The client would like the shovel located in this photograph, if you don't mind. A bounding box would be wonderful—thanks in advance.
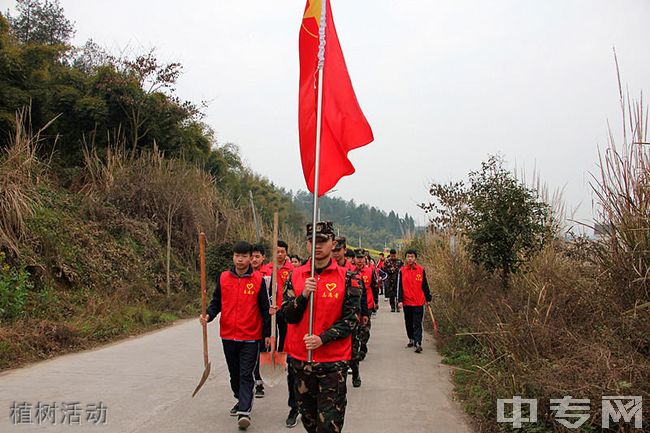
[260,212,287,386]
[192,232,211,397]
[426,303,439,338]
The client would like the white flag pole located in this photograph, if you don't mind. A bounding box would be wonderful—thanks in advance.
[308,0,327,363]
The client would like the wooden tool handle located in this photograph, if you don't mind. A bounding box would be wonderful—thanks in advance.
[270,212,279,342]
[200,232,208,366]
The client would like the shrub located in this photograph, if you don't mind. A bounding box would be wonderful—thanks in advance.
[0,251,32,322]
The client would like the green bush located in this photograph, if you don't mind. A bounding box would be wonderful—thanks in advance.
[0,252,32,322]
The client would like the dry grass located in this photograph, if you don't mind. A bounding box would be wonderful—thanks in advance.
[590,67,649,306]
[418,232,649,431]
[0,108,57,254]
[81,139,242,257]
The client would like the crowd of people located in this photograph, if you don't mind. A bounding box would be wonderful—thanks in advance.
[198,221,431,432]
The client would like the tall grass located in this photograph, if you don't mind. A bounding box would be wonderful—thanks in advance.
[81,139,262,259]
[590,65,649,307]
[0,108,56,254]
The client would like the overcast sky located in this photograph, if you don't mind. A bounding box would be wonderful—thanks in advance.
[7,0,649,228]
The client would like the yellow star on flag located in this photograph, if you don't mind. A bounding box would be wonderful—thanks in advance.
[303,0,323,26]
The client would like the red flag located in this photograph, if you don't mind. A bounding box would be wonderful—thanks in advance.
[299,0,374,196]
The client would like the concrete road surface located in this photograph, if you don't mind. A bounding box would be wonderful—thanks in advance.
[1,303,473,432]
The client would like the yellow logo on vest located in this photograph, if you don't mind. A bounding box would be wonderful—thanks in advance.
[416,274,422,281]
[244,282,256,295]
[322,282,339,299]
[282,271,289,279]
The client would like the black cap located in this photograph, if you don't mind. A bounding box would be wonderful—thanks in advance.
[344,249,355,258]
[333,236,347,250]
[354,248,366,258]
[306,221,335,240]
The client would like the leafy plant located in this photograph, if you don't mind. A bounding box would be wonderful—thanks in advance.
[464,155,551,288]
[0,252,32,322]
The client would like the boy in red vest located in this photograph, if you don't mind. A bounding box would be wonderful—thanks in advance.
[397,249,432,353]
[281,222,361,433]
[331,236,353,271]
[199,241,271,430]
[353,249,377,363]
[250,243,271,399]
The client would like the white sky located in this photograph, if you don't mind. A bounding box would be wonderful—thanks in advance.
[6,0,650,228]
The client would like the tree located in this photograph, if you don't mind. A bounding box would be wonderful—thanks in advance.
[7,0,75,45]
[419,181,468,233]
[464,155,550,288]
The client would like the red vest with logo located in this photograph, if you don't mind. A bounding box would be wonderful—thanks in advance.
[357,265,375,310]
[401,264,426,307]
[274,259,293,308]
[219,270,264,340]
[285,260,352,362]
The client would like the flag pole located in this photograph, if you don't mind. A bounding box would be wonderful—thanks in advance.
[308,0,327,363]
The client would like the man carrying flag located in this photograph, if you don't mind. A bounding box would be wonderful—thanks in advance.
[292,0,372,430]
[281,222,361,433]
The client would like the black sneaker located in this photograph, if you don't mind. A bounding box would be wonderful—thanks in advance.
[352,376,362,388]
[255,384,265,398]
[285,408,299,428]
[238,415,251,430]
[415,344,423,353]
[406,340,414,348]
[230,403,239,416]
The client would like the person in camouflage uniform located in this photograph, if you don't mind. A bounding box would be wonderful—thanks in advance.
[383,248,404,312]
[349,252,369,388]
[281,221,361,433]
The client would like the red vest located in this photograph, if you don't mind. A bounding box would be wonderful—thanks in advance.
[401,264,426,306]
[258,263,272,277]
[357,265,375,310]
[274,259,294,308]
[337,259,355,272]
[219,270,264,340]
[285,260,352,362]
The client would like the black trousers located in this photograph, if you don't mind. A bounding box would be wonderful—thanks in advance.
[222,339,259,415]
[276,317,288,352]
[403,306,424,345]
[254,340,266,383]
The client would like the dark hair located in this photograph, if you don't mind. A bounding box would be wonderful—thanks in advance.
[290,254,301,262]
[277,240,289,251]
[233,241,253,255]
[379,252,384,257]
[252,244,266,256]
[344,250,355,258]
[389,249,397,254]
[404,249,418,258]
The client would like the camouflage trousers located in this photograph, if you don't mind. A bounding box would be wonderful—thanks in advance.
[352,320,371,362]
[360,319,371,359]
[290,358,348,433]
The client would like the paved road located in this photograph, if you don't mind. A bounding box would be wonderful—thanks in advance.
[0,302,473,432]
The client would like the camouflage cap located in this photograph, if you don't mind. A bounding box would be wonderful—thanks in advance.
[333,236,347,250]
[354,248,366,258]
[306,221,335,240]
